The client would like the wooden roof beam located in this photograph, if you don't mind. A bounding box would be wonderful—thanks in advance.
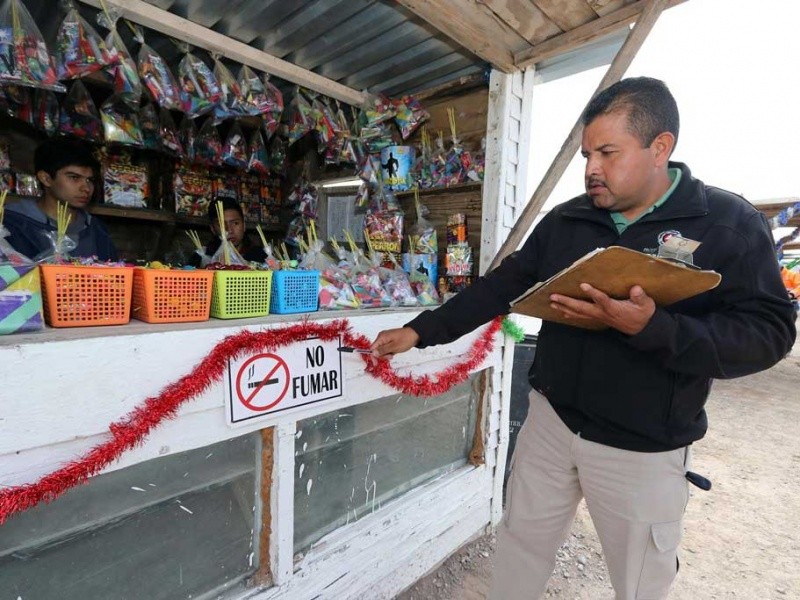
[489,0,670,270]
[514,0,686,68]
[396,0,525,72]
[77,0,367,106]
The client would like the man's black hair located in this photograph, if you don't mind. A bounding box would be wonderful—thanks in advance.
[34,138,100,177]
[208,197,245,224]
[581,77,680,150]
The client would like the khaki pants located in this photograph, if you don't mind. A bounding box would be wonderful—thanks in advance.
[490,390,690,600]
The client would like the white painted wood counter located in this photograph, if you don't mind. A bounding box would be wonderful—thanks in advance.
[0,308,510,600]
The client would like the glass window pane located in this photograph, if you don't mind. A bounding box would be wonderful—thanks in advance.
[294,375,479,554]
[0,435,258,599]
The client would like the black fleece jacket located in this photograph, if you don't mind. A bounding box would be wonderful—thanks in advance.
[407,162,796,452]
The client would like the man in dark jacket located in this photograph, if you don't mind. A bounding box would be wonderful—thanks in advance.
[187,198,266,267]
[371,78,796,599]
[4,139,117,261]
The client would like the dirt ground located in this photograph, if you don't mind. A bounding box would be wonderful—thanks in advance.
[398,346,800,600]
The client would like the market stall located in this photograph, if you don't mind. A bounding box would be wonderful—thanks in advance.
[0,0,683,598]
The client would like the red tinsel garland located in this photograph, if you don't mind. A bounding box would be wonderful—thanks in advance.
[0,316,502,524]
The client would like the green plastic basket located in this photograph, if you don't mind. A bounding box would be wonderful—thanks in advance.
[210,270,273,319]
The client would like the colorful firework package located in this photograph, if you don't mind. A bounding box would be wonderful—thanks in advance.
[359,93,395,128]
[238,67,283,136]
[211,56,244,123]
[194,118,222,166]
[31,88,57,135]
[364,211,403,255]
[55,3,114,80]
[409,266,439,305]
[173,165,211,216]
[135,26,180,111]
[138,102,159,149]
[410,197,437,254]
[101,96,143,146]
[221,122,247,169]
[178,114,197,162]
[177,46,221,118]
[59,79,102,141]
[394,95,428,140]
[97,9,142,106]
[0,0,63,91]
[158,107,182,156]
[247,129,268,175]
[286,87,316,145]
[268,135,286,172]
[103,153,148,208]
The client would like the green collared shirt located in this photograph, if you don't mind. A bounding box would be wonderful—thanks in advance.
[610,168,682,234]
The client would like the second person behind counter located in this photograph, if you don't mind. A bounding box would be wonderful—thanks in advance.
[187,198,266,267]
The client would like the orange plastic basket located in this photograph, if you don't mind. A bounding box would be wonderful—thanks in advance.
[39,264,134,328]
[132,268,214,324]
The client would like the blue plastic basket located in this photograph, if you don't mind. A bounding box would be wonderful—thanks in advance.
[269,270,320,314]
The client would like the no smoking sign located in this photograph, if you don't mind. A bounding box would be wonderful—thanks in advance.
[225,336,344,425]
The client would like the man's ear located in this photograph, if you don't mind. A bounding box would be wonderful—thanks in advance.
[651,132,676,167]
[36,170,53,189]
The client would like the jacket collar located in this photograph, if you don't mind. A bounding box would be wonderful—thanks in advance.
[559,162,709,227]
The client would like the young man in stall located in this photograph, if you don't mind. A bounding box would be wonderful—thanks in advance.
[4,138,117,261]
[187,197,266,267]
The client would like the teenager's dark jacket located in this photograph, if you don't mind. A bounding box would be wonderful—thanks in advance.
[3,199,118,261]
[407,162,796,452]
[186,236,266,267]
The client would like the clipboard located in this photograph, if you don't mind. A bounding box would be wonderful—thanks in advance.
[510,246,722,330]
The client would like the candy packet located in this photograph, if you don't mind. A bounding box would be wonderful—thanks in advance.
[221,121,247,169]
[59,79,102,141]
[101,96,143,146]
[135,26,181,111]
[55,2,114,80]
[177,44,221,118]
[0,0,64,91]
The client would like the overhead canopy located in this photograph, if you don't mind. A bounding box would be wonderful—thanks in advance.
[11,0,684,105]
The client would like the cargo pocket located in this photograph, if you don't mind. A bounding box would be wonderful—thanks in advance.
[636,519,683,599]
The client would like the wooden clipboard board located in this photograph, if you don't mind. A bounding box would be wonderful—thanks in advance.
[510,246,721,330]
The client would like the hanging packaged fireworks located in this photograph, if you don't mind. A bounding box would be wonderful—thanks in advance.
[0,0,63,91]
[59,79,102,142]
[176,42,221,118]
[134,25,181,111]
[55,0,114,80]
[96,4,142,106]
[211,55,245,123]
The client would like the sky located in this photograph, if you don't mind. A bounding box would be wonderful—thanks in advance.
[527,0,800,211]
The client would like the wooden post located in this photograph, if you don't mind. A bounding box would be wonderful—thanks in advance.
[487,0,669,271]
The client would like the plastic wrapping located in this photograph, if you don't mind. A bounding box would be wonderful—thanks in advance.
[286,87,316,145]
[59,79,102,141]
[359,93,395,127]
[195,118,222,166]
[178,47,221,117]
[238,67,283,136]
[55,4,114,80]
[221,122,248,169]
[136,27,181,111]
[179,114,197,162]
[0,84,32,123]
[409,267,439,306]
[212,56,244,123]
[158,107,183,156]
[410,195,437,254]
[247,129,269,175]
[32,88,58,135]
[101,96,143,146]
[98,9,142,107]
[394,95,428,140]
[209,236,247,267]
[0,0,63,91]
[138,102,159,149]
